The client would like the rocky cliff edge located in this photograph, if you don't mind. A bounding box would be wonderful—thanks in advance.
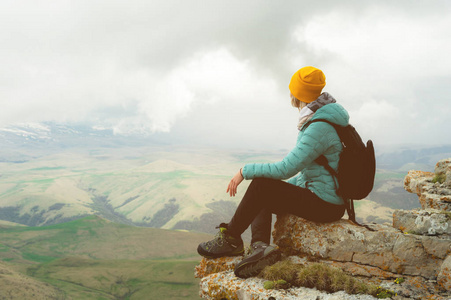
[195,158,451,300]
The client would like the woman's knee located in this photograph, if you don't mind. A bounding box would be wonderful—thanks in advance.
[247,178,282,199]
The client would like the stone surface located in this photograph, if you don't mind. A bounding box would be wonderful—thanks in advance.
[195,256,242,278]
[404,170,451,210]
[435,158,451,188]
[273,215,451,279]
[438,255,451,291]
[404,170,434,195]
[196,256,449,299]
[393,209,451,236]
[199,271,380,300]
[436,159,451,176]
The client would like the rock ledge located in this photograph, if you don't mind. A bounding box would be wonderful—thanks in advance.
[195,158,451,299]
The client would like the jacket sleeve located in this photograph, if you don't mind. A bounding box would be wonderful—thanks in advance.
[242,122,335,180]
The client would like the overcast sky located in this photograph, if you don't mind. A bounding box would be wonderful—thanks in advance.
[1,0,450,150]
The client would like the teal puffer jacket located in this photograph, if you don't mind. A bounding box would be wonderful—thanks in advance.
[242,103,349,205]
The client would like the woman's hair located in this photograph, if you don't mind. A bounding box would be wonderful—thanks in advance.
[290,93,307,109]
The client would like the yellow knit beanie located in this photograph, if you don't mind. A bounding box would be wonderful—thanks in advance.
[289,66,326,103]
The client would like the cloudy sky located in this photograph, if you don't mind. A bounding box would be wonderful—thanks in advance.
[1,0,450,150]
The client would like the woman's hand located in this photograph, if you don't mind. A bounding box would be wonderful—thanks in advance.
[226,168,244,197]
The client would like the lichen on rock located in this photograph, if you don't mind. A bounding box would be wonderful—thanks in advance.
[273,215,451,280]
[393,208,451,236]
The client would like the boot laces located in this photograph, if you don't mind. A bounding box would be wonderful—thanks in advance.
[206,226,227,248]
[246,242,267,257]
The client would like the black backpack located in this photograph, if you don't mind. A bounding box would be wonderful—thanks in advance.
[304,119,376,225]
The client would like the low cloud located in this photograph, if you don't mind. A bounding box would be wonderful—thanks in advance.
[1,1,450,149]
[290,5,451,146]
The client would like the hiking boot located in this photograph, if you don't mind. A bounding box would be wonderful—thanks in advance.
[197,223,244,259]
[234,241,280,278]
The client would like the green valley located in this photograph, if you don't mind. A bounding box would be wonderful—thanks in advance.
[0,216,211,299]
[0,147,256,229]
[0,146,421,230]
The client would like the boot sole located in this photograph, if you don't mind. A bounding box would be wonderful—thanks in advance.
[234,247,281,278]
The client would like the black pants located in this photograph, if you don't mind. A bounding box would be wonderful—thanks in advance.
[227,178,345,244]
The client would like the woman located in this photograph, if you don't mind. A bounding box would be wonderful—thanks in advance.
[197,66,348,278]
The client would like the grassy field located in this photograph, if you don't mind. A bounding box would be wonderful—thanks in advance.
[0,147,255,228]
[0,146,418,231]
[0,216,211,299]
[27,258,201,300]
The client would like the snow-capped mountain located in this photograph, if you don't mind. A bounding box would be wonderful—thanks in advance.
[0,122,153,163]
[1,122,451,171]
[0,123,53,140]
[0,121,179,164]
[0,122,113,141]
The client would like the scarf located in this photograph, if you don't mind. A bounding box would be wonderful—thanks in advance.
[297,92,337,130]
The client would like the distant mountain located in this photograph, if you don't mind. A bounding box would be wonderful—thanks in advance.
[0,122,112,144]
[376,144,451,171]
[2,121,450,170]
[0,122,175,161]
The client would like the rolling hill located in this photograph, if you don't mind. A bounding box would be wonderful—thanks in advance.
[1,122,449,231]
[0,215,212,299]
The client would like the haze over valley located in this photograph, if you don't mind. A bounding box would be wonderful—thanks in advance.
[1,122,450,230]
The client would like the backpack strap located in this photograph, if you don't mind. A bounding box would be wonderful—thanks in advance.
[302,119,339,132]
[303,119,340,191]
[346,199,356,223]
[315,155,338,192]
[303,119,376,231]
[346,199,375,231]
